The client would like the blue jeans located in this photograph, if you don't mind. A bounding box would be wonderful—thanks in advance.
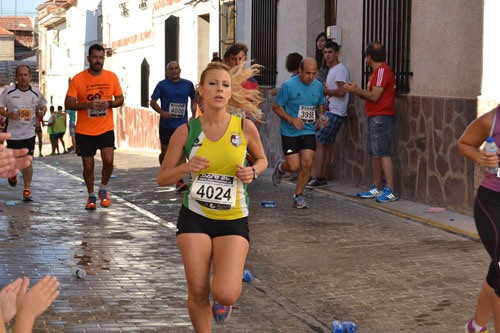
[366,115,395,157]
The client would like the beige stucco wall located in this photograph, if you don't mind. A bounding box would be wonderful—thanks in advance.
[479,0,500,114]
[275,0,324,86]
[0,38,14,61]
[336,0,483,98]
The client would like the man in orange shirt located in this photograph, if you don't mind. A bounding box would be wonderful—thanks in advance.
[65,44,124,210]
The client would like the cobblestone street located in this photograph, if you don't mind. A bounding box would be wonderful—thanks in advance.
[0,150,493,332]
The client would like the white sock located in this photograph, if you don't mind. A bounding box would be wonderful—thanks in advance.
[99,184,108,191]
[89,192,96,198]
[472,319,485,331]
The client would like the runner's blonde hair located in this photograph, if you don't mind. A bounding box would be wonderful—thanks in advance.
[199,61,264,120]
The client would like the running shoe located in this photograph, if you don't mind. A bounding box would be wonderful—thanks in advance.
[306,177,327,189]
[175,181,189,193]
[293,194,308,209]
[8,175,17,187]
[357,185,384,199]
[465,319,488,333]
[85,196,97,210]
[271,159,284,186]
[39,153,44,157]
[98,189,111,207]
[22,188,32,202]
[212,301,232,325]
[376,188,398,203]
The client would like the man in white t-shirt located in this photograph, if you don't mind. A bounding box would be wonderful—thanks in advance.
[0,65,47,201]
[307,41,349,188]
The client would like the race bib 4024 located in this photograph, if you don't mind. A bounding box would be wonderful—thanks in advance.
[190,173,237,210]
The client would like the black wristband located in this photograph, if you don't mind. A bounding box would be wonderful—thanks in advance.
[108,100,113,108]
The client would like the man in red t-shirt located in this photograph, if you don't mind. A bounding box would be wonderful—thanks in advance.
[344,41,397,203]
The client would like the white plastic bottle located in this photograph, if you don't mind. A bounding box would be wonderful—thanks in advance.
[72,267,87,279]
[484,137,498,174]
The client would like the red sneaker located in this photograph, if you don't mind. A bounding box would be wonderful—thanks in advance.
[98,189,111,207]
[8,175,17,187]
[85,196,97,210]
[22,188,32,202]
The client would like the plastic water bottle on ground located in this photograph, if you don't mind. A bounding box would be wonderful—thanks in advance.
[484,137,498,174]
[243,269,253,282]
[342,321,357,332]
[72,267,87,279]
[332,320,343,333]
[261,201,276,208]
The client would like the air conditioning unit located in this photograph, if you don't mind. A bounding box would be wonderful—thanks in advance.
[326,25,341,45]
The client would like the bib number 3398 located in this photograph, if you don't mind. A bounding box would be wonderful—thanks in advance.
[298,105,316,124]
[190,173,237,210]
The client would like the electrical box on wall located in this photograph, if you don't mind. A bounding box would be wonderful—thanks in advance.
[326,25,342,45]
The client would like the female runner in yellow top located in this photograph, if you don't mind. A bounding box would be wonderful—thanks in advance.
[157,61,267,332]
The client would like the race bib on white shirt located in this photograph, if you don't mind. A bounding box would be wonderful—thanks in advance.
[88,107,107,118]
[298,105,316,123]
[190,173,237,210]
[15,107,33,122]
[169,103,186,118]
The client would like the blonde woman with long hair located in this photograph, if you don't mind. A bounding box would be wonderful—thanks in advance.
[157,61,267,332]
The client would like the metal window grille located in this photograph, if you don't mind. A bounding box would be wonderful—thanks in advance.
[219,0,235,58]
[362,0,412,93]
[251,0,277,86]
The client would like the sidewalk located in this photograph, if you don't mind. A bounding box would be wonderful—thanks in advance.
[260,168,478,241]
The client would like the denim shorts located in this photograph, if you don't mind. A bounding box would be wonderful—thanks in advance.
[366,115,395,157]
[316,113,346,145]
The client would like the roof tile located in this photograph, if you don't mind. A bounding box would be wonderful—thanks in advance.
[0,17,33,31]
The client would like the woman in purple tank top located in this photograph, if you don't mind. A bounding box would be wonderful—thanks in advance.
[459,107,500,333]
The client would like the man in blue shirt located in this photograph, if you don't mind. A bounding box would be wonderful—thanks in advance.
[150,61,196,191]
[272,58,326,209]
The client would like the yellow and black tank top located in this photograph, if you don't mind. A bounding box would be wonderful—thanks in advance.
[183,115,249,220]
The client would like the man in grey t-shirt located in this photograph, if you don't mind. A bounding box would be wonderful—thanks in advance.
[307,41,349,188]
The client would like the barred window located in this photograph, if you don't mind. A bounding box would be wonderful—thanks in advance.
[251,0,277,86]
[219,0,235,59]
[362,0,412,93]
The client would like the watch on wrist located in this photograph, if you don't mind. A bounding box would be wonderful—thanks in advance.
[252,167,258,180]
[108,100,113,108]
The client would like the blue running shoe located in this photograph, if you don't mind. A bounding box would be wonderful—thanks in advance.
[212,301,232,324]
[271,159,285,186]
[357,184,384,199]
[293,194,308,209]
[376,187,398,202]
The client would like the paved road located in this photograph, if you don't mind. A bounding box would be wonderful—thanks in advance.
[0,150,493,332]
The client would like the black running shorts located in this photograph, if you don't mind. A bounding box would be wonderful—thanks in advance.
[281,134,316,156]
[176,205,250,242]
[76,130,115,157]
[7,136,35,156]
